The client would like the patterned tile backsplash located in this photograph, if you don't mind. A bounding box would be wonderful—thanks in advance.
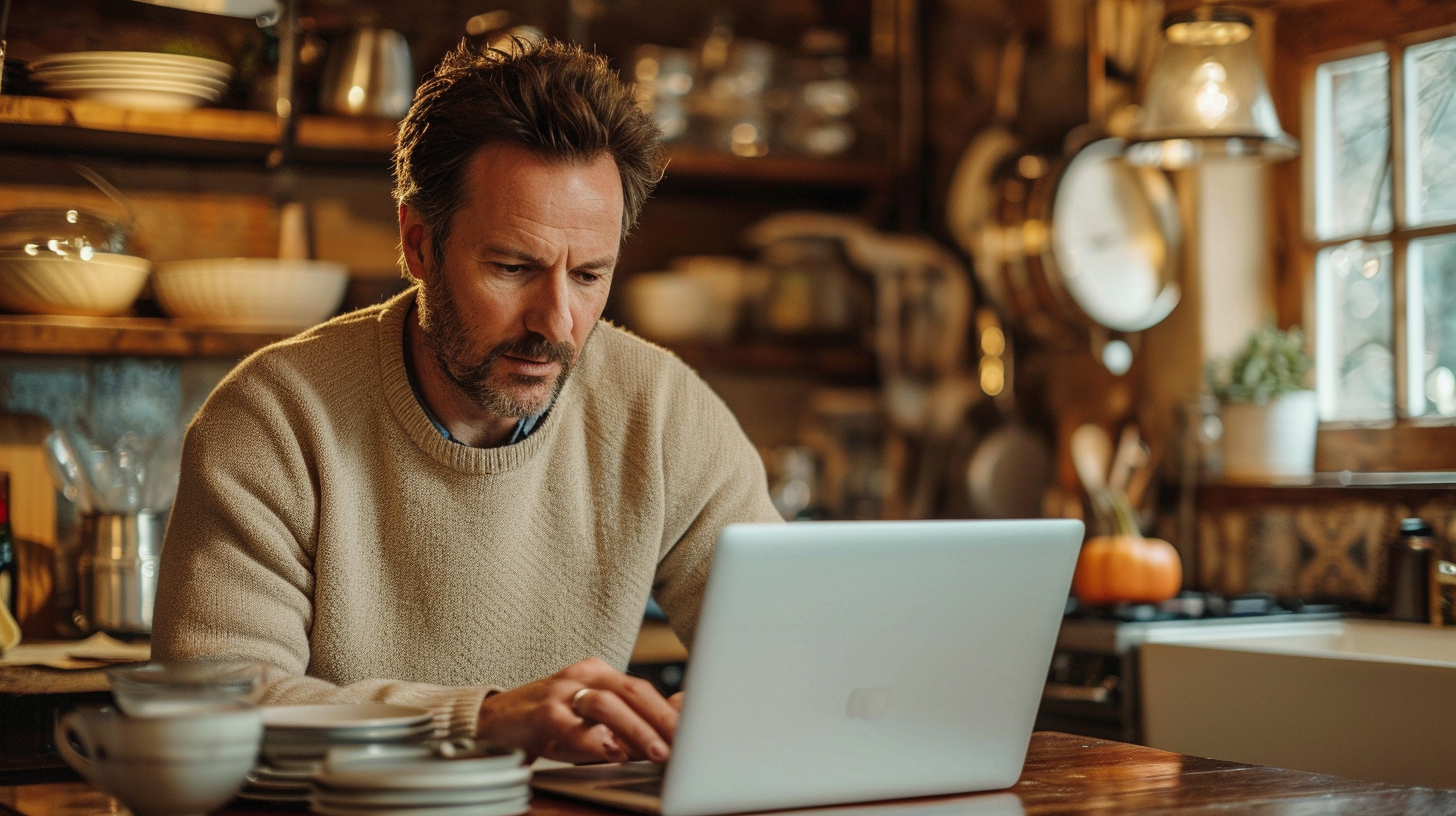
[1197,493,1456,605]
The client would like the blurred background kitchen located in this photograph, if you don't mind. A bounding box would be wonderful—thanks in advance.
[2,0,1456,787]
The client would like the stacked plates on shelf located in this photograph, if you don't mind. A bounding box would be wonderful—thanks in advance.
[27,51,234,112]
[238,704,435,806]
[312,744,531,816]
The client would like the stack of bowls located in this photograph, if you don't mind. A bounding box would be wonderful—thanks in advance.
[241,704,435,805]
[312,744,531,816]
[28,51,233,112]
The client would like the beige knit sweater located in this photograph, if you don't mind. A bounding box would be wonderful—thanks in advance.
[152,288,780,737]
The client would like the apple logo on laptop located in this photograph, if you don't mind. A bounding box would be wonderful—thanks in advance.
[846,687,889,720]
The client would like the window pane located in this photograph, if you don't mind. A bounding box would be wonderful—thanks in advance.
[1406,37,1456,226]
[1314,53,1393,239]
[1316,240,1394,421]
[1409,235,1456,417]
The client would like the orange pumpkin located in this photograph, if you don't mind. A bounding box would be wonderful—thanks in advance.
[1072,535,1182,605]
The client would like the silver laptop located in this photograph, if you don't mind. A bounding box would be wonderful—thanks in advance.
[532,519,1083,816]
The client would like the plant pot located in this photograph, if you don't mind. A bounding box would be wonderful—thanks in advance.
[1219,390,1318,481]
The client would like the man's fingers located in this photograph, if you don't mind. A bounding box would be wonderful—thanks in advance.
[571,688,671,763]
[545,722,630,765]
[581,672,679,741]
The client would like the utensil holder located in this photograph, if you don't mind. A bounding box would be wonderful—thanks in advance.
[75,511,163,635]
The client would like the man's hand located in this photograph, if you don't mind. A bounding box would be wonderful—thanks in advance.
[476,657,678,764]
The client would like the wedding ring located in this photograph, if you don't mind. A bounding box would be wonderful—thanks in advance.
[571,687,593,718]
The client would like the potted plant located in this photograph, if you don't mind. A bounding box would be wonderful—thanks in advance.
[1205,326,1317,481]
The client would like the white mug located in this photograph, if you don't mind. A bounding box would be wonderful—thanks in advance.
[55,705,262,816]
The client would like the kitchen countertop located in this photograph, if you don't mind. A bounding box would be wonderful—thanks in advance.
[5,732,1456,815]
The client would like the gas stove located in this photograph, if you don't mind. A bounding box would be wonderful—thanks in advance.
[1057,592,1344,654]
[1037,593,1345,743]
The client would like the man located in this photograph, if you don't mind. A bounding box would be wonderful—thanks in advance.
[152,39,780,765]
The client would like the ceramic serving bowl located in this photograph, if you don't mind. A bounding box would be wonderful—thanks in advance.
[153,258,348,328]
[0,251,150,316]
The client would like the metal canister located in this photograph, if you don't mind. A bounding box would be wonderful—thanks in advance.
[75,511,163,635]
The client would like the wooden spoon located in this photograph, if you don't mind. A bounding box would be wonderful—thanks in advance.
[1071,423,1114,533]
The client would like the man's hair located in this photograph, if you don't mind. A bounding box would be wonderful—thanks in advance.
[393,38,664,275]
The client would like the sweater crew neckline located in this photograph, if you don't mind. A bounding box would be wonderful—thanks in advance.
[376,288,572,475]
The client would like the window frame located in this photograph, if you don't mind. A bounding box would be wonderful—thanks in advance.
[1272,1,1456,471]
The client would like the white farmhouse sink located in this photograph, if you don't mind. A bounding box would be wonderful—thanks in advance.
[1141,619,1456,788]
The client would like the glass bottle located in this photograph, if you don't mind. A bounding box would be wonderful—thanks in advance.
[1385,517,1435,623]
[0,472,16,620]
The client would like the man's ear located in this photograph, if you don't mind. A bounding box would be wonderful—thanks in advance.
[399,203,433,283]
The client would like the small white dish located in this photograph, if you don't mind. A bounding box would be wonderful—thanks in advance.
[311,795,530,816]
[313,782,530,808]
[261,704,431,730]
[242,774,312,792]
[47,85,219,112]
[316,764,531,792]
[29,51,233,80]
[34,68,230,93]
[263,722,433,743]
[250,764,317,781]
[315,745,529,791]
[235,787,310,804]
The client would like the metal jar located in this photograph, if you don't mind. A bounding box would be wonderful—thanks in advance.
[75,511,163,635]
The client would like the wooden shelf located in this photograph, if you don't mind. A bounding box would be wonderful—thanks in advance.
[666,341,878,382]
[659,149,894,189]
[0,94,397,164]
[0,95,895,186]
[0,314,291,357]
[1197,473,1456,508]
[0,314,882,376]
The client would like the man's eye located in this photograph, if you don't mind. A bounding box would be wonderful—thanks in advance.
[497,264,529,275]
[575,272,601,284]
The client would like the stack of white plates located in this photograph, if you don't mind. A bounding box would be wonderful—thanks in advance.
[238,704,435,805]
[312,744,531,816]
[28,51,234,112]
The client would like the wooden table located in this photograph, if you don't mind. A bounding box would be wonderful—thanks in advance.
[4,732,1456,815]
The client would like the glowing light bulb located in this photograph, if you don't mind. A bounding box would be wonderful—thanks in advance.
[1194,60,1230,124]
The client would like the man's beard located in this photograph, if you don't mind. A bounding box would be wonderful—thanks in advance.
[418,271,578,419]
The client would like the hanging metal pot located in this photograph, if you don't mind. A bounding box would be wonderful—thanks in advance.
[954,133,1183,345]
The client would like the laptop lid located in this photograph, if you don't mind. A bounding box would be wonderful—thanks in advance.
[659,519,1082,816]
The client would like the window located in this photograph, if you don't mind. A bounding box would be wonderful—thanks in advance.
[1307,32,1456,424]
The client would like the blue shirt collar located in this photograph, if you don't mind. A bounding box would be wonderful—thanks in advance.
[403,314,549,447]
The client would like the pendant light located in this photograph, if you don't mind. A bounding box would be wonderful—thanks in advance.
[1125,5,1297,168]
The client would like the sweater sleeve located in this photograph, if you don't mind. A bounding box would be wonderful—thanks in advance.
[151,364,492,738]
[649,367,782,650]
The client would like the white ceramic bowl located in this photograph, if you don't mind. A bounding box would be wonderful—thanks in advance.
[55,705,263,816]
[0,251,150,316]
[623,272,724,344]
[153,258,349,328]
[107,661,267,718]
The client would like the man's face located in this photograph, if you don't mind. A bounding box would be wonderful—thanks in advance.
[405,143,623,419]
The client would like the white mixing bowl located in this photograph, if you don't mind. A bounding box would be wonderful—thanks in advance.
[0,251,150,316]
[153,258,348,329]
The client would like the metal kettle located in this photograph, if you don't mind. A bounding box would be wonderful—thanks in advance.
[321,27,415,118]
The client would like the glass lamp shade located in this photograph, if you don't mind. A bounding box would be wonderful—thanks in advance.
[1126,7,1298,168]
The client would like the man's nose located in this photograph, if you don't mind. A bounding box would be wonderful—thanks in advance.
[523,271,574,344]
